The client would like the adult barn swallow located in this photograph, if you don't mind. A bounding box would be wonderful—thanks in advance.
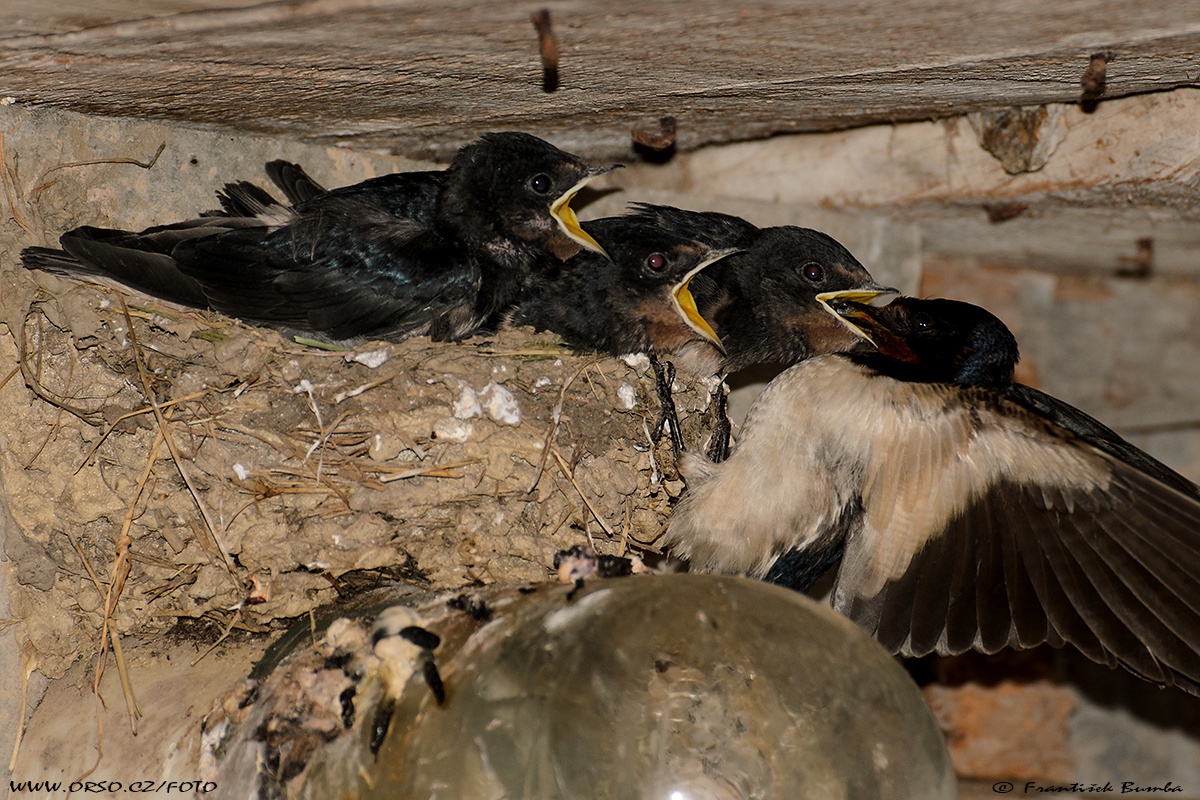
[508,217,733,359]
[624,204,895,376]
[22,133,617,344]
[666,296,1200,693]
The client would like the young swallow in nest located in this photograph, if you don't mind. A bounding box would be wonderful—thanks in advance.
[666,295,1200,694]
[22,132,618,344]
[507,216,737,361]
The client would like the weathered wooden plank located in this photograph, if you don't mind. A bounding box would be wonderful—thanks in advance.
[1,0,1199,159]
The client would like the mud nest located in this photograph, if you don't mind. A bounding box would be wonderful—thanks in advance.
[1,263,715,678]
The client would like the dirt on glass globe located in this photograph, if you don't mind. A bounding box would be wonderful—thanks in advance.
[296,573,955,800]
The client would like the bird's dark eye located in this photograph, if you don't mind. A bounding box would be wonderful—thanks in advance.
[913,313,933,331]
[802,263,824,282]
[646,252,667,271]
[529,174,552,194]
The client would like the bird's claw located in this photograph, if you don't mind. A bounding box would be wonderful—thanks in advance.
[649,354,685,460]
[706,382,732,463]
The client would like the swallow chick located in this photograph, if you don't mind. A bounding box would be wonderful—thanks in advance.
[22,132,618,344]
[507,216,734,360]
[666,296,1200,693]
[508,215,736,458]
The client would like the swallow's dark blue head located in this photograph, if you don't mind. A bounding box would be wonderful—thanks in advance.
[830,296,1020,386]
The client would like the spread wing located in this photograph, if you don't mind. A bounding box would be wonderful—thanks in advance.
[1005,382,1200,498]
[833,385,1200,694]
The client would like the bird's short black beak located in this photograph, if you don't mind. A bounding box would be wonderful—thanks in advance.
[550,163,624,259]
[830,299,882,337]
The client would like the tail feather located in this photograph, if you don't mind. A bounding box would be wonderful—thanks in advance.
[21,246,84,275]
[22,226,213,308]
[265,160,327,206]
[213,180,287,219]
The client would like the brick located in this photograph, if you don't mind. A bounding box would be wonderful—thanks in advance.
[923,681,1076,782]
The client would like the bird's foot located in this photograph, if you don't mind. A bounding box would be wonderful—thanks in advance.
[706,381,732,463]
[649,354,685,460]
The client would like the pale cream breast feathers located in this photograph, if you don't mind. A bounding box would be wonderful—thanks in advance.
[668,356,1112,587]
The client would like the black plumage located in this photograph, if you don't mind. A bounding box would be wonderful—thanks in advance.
[508,217,735,359]
[667,296,1200,693]
[623,204,895,376]
[263,159,327,207]
[22,132,617,344]
[203,159,326,219]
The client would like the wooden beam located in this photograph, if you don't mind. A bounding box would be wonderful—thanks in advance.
[1,0,1199,159]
